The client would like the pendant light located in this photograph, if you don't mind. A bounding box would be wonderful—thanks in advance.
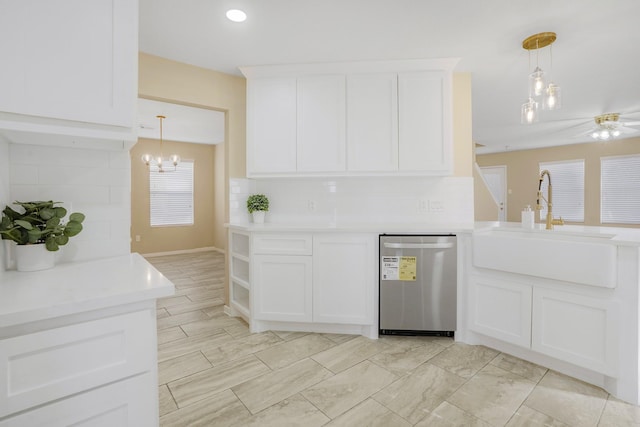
[141,115,180,173]
[521,32,562,124]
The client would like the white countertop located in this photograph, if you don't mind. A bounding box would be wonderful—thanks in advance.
[226,222,475,234]
[0,253,175,328]
[475,221,640,245]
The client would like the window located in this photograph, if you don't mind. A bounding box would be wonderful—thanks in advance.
[539,160,584,222]
[150,160,194,226]
[601,154,640,224]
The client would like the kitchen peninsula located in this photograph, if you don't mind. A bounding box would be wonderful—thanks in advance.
[0,253,174,426]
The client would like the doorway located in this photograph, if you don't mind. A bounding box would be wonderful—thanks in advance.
[480,166,507,221]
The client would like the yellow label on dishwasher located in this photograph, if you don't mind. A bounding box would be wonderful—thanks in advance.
[399,256,417,281]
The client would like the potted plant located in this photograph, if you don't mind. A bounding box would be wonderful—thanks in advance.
[0,201,85,271]
[246,194,269,223]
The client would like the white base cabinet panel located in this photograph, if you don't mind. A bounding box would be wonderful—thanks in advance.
[312,234,376,325]
[532,287,619,376]
[253,255,313,322]
[0,373,156,427]
[468,274,532,348]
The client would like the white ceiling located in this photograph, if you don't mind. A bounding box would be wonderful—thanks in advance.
[137,98,224,145]
[138,0,640,154]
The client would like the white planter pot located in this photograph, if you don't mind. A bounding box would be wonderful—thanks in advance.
[15,244,55,272]
[252,211,266,224]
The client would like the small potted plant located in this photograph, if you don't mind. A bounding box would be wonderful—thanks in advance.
[0,201,85,271]
[246,194,269,223]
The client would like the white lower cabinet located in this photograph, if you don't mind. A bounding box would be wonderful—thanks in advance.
[0,306,158,426]
[469,274,532,348]
[468,272,619,376]
[312,234,376,325]
[532,287,619,376]
[243,232,376,332]
[253,255,313,322]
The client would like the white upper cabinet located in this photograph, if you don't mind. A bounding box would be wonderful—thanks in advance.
[297,75,346,172]
[399,71,451,173]
[347,73,398,172]
[246,77,297,174]
[0,0,138,148]
[241,58,458,177]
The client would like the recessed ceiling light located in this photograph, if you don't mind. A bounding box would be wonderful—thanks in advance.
[226,9,247,23]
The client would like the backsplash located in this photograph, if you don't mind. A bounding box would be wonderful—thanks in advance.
[2,143,131,269]
[230,176,474,225]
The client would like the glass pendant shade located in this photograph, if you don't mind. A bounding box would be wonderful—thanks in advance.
[521,98,539,124]
[169,154,181,166]
[543,83,562,110]
[141,153,153,165]
[529,66,546,97]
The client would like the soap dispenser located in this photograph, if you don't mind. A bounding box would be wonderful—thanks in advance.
[521,205,535,229]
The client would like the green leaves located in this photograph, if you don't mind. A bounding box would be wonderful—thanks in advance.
[0,201,85,251]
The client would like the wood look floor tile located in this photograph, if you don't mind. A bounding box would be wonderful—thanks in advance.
[159,389,251,427]
[157,329,234,362]
[232,358,334,414]
[598,396,640,427]
[202,331,284,365]
[165,297,224,316]
[255,333,336,370]
[242,394,330,427]
[524,370,608,427]
[505,405,569,426]
[428,343,499,379]
[311,335,390,373]
[490,352,548,383]
[158,385,177,417]
[414,401,493,427]
[158,350,212,385]
[325,398,411,427]
[301,360,397,419]
[156,309,210,330]
[157,326,187,345]
[168,355,270,408]
[373,362,467,424]
[369,337,447,376]
[179,314,245,337]
[447,364,537,426]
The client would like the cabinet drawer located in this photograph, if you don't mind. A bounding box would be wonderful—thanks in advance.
[252,234,313,255]
[0,373,157,427]
[0,310,154,418]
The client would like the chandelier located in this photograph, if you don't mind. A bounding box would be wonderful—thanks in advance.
[141,115,180,172]
[521,32,562,124]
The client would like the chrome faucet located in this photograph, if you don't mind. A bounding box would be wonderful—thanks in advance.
[536,170,564,230]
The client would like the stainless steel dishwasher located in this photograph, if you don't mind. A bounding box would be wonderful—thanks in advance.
[379,234,457,337]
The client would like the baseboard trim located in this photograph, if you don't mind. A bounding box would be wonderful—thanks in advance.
[141,246,225,258]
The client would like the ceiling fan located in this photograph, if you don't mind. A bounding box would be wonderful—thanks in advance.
[588,112,640,141]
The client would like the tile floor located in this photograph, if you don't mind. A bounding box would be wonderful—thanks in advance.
[148,251,640,427]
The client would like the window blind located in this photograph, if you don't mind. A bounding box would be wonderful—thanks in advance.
[150,160,194,227]
[539,159,584,222]
[601,154,640,224]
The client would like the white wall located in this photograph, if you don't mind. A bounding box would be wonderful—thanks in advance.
[4,143,131,269]
[0,139,10,276]
[230,176,474,226]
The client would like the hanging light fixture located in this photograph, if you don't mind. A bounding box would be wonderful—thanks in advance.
[521,32,562,124]
[141,115,180,172]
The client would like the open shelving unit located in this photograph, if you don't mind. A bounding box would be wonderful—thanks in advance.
[228,230,250,322]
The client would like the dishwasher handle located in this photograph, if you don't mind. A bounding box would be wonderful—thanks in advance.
[383,242,454,250]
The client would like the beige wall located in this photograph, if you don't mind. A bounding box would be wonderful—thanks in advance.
[452,73,473,177]
[477,136,640,226]
[138,53,247,251]
[473,163,500,221]
[131,139,216,253]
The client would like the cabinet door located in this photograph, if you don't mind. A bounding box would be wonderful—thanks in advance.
[398,71,451,173]
[346,73,398,172]
[312,234,375,325]
[297,75,346,172]
[246,77,297,175]
[252,255,313,322]
[532,288,619,376]
[468,274,532,348]
[0,0,137,128]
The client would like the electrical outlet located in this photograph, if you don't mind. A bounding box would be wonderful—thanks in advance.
[135,235,141,242]
[417,199,428,213]
[429,200,445,212]
[307,200,317,212]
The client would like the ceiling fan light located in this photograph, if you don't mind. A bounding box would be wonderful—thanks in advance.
[521,98,539,124]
